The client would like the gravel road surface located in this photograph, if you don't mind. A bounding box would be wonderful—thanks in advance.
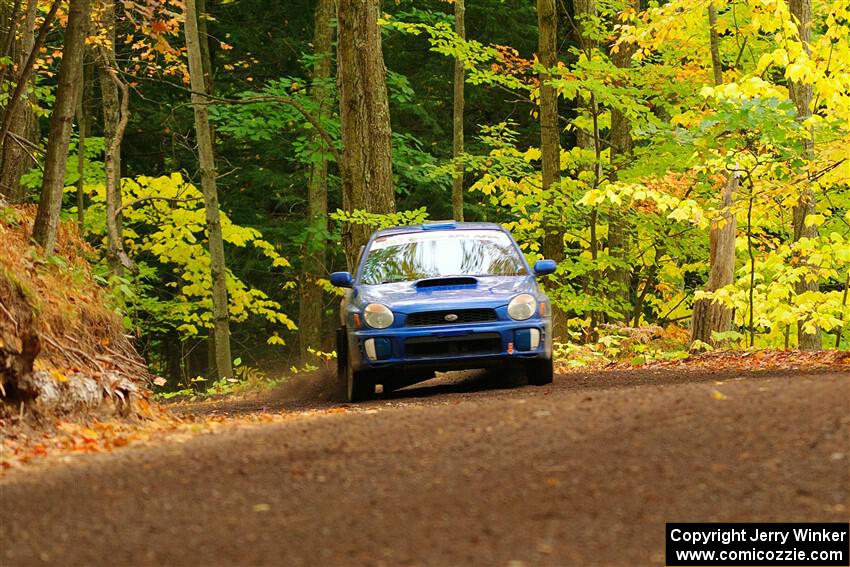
[2,367,848,566]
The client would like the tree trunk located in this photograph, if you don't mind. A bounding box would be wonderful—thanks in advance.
[451,0,465,221]
[0,0,59,181]
[689,0,739,348]
[787,0,821,350]
[573,0,595,153]
[0,0,38,202]
[32,0,89,253]
[96,0,134,274]
[337,0,395,270]
[606,0,639,320]
[707,2,724,86]
[184,0,233,380]
[196,0,214,95]
[298,0,334,362]
[0,0,21,71]
[690,174,738,344]
[573,0,602,337]
[75,51,88,229]
[537,0,565,338]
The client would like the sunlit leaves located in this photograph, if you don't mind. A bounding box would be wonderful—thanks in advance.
[84,173,296,342]
[329,208,429,230]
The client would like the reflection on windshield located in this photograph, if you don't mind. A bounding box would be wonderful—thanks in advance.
[360,231,527,285]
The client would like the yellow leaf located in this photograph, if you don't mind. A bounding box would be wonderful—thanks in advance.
[50,369,68,383]
[711,390,728,401]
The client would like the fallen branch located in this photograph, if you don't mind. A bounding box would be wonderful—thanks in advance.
[0,299,19,330]
[42,333,105,375]
[100,343,149,371]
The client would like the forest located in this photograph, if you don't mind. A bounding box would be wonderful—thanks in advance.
[0,0,848,395]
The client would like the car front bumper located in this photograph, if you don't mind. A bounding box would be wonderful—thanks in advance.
[347,319,552,372]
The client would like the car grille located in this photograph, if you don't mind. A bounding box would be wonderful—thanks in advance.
[405,308,498,327]
[405,333,502,358]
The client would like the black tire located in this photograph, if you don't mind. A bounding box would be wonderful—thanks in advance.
[346,360,374,402]
[336,328,374,402]
[336,331,372,402]
[335,327,348,400]
[527,357,554,386]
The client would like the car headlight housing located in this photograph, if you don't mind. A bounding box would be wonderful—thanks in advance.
[507,294,537,321]
[363,303,394,329]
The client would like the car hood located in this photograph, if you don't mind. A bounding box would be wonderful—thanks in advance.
[356,276,536,312]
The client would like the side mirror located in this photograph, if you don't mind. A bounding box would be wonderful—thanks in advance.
[330,271,353,288]
[533,259,557,277]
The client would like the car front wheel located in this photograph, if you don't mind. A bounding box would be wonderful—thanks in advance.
[346,358,374,402]
[526,357,554,386]
[338,334,373,402]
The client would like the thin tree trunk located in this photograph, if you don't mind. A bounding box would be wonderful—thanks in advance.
[195,0,218,366]
[0,0,22,100]
[537,0,565,338]
[451,0,465,221]
[184,0,233,380]
[75,51,88,229]
[0,0,59,158]
[97,0,134,274]
[707,2,723,86]
[299,0,334,362]
[0,0,39,201]
[573,0,595,153]
[99,53,135,273]
[337,0,395,270]
[787,0,821,350]
[746,185,755,347]
[574,0,602,336]
[196,0,214,95]
[689,0,738,348]
[835,271,849,349]
[607,0,639,320]
[0,0,21,67]
[32,0,89,253]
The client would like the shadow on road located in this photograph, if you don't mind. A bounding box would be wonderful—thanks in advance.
[172,363,835,419]
[383,369,523,400]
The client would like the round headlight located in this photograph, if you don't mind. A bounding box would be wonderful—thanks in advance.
[363,303,394,329]
[507,294,537,321]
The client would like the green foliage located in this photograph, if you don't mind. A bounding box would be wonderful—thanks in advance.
[20,0,850,393]
[330,207,430,230]
[83,172,296,342]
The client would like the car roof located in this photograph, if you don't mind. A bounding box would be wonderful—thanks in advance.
[373,221,508,237]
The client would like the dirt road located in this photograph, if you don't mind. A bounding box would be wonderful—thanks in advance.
[2,367,849,566]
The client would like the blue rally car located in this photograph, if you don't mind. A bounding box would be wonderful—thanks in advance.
[330,221,557,402]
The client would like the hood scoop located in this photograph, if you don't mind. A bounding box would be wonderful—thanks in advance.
[415,276,478,290]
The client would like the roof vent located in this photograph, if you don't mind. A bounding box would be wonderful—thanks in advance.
[421,221,457,231]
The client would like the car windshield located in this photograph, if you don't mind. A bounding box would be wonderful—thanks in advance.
[359,229,527,285]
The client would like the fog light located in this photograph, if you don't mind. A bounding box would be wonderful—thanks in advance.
[364,338,392,360]
[514,329,541,351]
[529,329,540,349]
